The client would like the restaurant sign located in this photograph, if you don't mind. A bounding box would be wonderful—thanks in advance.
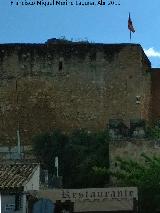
[61,187,137,201]
[37,187,138,212]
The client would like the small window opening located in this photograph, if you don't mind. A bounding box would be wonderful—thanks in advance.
[136,95,141,104]
[59,61,63,71]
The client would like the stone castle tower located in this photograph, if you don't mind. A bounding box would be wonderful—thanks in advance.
[0,39,157,144]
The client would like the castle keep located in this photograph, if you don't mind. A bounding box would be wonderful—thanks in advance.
[0,39,157,144]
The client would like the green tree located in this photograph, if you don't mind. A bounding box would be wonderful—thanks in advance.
[147,126,160,140]
[32,130,68,175]
[32,129,110,188]
[63,129,110,188]
[109,154,160,213]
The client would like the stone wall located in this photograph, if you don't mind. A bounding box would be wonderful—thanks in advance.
[110,139,160,167]
[0,41,151,144]
[151,68,160,123]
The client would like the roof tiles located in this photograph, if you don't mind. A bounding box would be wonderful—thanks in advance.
[0,163,38,190]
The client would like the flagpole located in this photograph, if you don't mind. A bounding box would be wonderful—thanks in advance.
[128,12,135,42]
[55,156,59,177]
[129,12,131,42]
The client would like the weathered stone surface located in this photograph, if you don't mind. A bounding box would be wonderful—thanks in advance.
[0,41,151,145]
[110,139,160,167]
[151,68,160,123]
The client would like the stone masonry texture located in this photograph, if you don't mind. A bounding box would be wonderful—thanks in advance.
[151,68,160,123]
[0,40,152,145]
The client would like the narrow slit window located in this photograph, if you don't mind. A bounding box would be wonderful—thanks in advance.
[59,61,63,71]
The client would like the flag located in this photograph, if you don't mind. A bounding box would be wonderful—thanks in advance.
[128,13,135,33]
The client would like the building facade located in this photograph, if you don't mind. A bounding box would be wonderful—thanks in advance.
[0,162,40,213]
[0,40,154,144]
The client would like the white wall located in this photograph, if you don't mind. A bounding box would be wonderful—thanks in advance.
[1,194,23,213]
[24,165,40,191]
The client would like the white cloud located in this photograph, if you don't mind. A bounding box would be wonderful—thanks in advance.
[144,47,160,58]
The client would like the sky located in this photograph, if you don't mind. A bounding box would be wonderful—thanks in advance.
[0,0,160,67]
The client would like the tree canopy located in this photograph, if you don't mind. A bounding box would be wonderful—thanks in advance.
[32,129,110,188]
[110,154,160,213]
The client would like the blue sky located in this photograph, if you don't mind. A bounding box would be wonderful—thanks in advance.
[0,0,160,67]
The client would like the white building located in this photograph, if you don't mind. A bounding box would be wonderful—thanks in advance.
[0,162,40,213]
